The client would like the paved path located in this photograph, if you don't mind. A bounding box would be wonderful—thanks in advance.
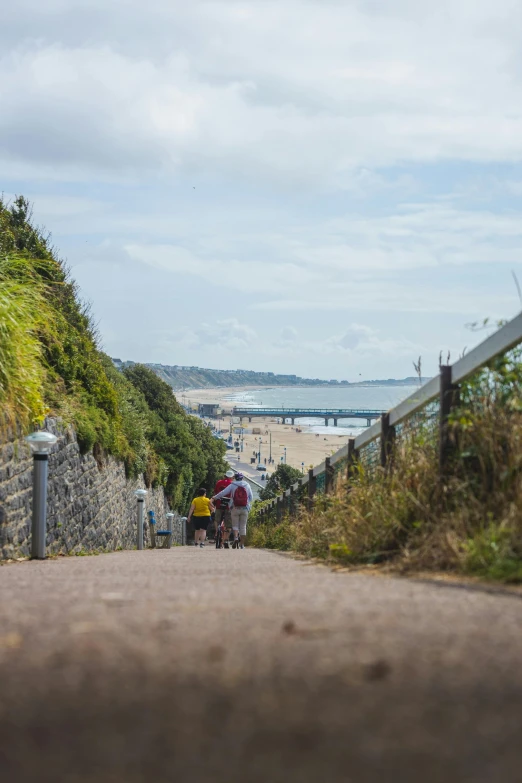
[1,548,521,782]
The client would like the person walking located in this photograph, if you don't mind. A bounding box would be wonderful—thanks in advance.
[213,469,235,548]
[187,488,214,548]
[212,472,253,549]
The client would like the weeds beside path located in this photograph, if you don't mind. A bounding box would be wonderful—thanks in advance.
[249,346,522,584]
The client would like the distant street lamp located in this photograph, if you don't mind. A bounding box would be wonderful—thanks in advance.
[25,431,58,560]
[258,437,262,465]
[166,512,175,544]
[180,517,187,546]
[284,447,287,464]
[301,462,305,474]
[134,489,148,550]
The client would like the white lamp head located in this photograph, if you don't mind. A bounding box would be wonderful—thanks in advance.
[134,489,148,500]
[25,431,58,455]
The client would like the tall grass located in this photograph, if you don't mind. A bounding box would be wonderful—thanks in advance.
[248,348,522,583]
[0,196,228,508]
[0,255,57,429]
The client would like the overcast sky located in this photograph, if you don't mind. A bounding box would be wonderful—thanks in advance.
[3,0,522,380]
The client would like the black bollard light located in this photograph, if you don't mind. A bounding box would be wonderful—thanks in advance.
[134,489,148,550]
[25,431,58,560]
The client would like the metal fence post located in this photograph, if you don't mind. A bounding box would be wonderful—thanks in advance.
[439,365,459,473]
[276,496,282,524]
[288,485,294,516]
[346,437,357,490]
[380,413,396,469]
[324,457,334,494]
[307,468,316,511]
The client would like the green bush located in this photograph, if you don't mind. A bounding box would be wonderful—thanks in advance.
[259,463,302,501]
[123,364,227,507]
[0,195,226,512]
[252,346,522,583]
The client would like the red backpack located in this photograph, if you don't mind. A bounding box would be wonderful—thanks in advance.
[234,484,249,507]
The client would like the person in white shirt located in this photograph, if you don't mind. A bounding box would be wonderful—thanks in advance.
[212,473,253,549]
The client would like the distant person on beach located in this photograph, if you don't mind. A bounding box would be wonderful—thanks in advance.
[187,489,214,548]
[212,472,253,549]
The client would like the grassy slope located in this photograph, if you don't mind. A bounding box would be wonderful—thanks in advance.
[0,196,227,510]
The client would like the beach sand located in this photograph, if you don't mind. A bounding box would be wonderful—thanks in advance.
[177,387,353,478]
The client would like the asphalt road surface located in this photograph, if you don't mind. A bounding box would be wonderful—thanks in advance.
[225,448,270,480]
[1,547,521,782]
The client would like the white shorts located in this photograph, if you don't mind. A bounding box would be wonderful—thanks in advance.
[230,507,248,536]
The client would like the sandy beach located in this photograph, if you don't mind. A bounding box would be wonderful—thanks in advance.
[176,387,352,479]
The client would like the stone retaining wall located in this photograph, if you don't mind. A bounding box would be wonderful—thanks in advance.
[0,418,181,560]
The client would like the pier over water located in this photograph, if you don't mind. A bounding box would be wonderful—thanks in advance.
[232,407,385,427]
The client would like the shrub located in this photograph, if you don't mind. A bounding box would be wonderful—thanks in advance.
[259,346,522,583]
[0,196,226,513]
[123,364,227,508]
[259,463,302,501]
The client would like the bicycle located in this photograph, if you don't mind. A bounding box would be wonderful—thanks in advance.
[215,519,225,549]
[215,497,231,549]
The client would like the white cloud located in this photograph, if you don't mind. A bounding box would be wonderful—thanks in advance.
[3,0,522,379]
[124,243,322,293]
[122,199,522,319]
[169,319,258,351]
[3,1,522,183]
[266,322,423,361]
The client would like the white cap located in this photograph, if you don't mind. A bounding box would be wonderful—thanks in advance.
[225,470,235,478]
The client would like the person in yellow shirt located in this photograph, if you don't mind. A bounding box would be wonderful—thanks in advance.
[187,488,214,548]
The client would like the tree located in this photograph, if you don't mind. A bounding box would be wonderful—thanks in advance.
[259,463,302,501]
[123,364,227,509]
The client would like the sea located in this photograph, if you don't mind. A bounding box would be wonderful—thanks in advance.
[222,385,418,437]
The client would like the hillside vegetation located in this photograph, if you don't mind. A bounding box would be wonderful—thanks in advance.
[0,196,227,510]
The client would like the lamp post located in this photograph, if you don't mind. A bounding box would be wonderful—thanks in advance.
[166,512,175,544]
[258,437,262,465]
[301,462,305,474]
[269,431,272,463]
[134,489,148,550]
[284,447,287,464]
[25,430,58,560]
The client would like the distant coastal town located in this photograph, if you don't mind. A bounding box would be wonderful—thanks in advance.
[111,359,429,392]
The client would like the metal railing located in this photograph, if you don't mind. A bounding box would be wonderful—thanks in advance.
[258,312,522,523]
